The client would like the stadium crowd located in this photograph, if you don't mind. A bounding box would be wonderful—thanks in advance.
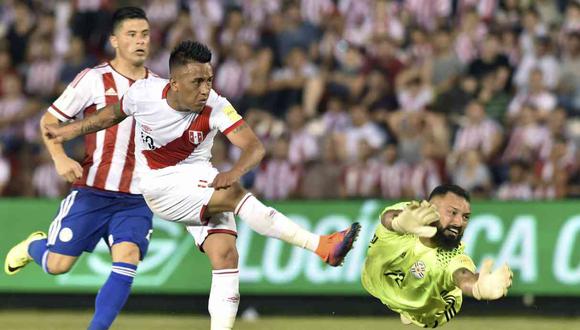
[0,0,579,200]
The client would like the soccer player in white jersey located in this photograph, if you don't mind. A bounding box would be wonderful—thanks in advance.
[45,40,361,330]
[5,7,154,330]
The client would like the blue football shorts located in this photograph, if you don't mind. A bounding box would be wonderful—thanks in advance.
[46,186,153,259]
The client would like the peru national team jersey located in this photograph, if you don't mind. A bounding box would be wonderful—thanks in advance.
[120,77,244,173]
[48,63,156,194]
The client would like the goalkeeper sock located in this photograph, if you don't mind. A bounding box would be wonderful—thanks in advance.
[88,262,136,330]
[235,193,319,251]
[28,238,51,273]
[208,268,240,330]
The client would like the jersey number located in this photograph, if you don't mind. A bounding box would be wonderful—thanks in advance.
[141,131,156,150]
[385,270,405,288]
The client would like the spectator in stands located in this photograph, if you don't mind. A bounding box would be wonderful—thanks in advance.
[425,29,463,95]
[451,150,493,198]
[514,36,560,90]
[338,104,386,161]
[508,68,557,122]
[452,100,503,163]
[254,135,301,200]
[300,136,342,199]
[32,148,66,198]
[5,2,34,67]
[559,31,580,113]
[503,104,551,164]
[497,160,533,200]
[286,105,319,165]
[341,139,380,198]
[0,142,9,195]
[379,143,409,200]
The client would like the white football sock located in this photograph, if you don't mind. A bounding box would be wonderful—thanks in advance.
[208,268,240,330]
[235,193,320,251]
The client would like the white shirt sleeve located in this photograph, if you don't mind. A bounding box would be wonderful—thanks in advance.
[120,85,138,117]
[48,68,97,122]
[210,95,244,134]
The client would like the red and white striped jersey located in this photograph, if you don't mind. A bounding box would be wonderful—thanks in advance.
[254,159,302,200]
[452,118,502,155]
[121,77,244,174]
[379,161,410,200]
[48,62,155,194]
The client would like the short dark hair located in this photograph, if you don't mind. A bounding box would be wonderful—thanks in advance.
[428,184,470,202]
[169,41,212,73]
[111,7,148,33]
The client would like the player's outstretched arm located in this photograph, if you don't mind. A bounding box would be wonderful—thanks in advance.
[211,122,265,190]
[40,112,83,182]
[453,259,513,300]
[383,201,439,237]
[44,104,127,143]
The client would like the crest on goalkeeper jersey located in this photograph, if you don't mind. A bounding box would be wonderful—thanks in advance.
[189,130,204,144]
[410,260,426,279]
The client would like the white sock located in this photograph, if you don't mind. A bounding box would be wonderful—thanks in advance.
[235,193,320,251]
[208,268,240,330]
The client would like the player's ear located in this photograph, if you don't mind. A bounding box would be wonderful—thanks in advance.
[169,77,178,91]
[109,34,118,50]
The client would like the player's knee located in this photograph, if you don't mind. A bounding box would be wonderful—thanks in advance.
[45,254,74,275]
[209,245,239,269]
[111,242,141,265]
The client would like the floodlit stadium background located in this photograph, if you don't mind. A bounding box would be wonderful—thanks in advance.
[0,0,579,329]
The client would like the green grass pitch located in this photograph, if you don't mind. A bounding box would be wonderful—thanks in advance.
[1,310,579,330]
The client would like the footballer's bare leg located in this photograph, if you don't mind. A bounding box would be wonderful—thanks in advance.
[203,233,240,330]
[45,252,78,274]
[207,183,361,266]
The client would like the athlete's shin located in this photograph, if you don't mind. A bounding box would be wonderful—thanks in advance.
[209,268,240,330]
[234,193,319,251]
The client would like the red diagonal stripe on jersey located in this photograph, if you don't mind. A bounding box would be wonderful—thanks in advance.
[118,121,136,192]
[77,105,97,186]
[142,105,213,169]
[93,73,120,189]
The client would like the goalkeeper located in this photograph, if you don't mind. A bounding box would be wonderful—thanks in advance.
[361,184,512,328]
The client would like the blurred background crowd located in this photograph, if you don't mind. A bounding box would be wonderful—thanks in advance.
[0,0,579,201]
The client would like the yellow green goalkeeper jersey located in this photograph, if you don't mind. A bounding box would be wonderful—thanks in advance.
[361,202,476,328]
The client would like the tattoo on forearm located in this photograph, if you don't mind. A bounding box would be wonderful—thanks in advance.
[80,116,103,135]
[232,122,247,134]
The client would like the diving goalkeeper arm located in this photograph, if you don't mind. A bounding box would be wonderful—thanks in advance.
[453,259,513,300]
[381,201,439,237]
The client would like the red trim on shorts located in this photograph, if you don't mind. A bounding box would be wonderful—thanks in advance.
[212,268,239,275]
[222,119,244,135]
[198,229,239,253]
[207,229,238,237]
[234,194,252,215]
[50,104,73,120]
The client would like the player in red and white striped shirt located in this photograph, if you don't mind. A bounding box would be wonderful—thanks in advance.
[5,7,155,330]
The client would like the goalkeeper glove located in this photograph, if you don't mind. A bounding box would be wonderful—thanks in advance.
[391,200,439,237]
[472,259,513,300]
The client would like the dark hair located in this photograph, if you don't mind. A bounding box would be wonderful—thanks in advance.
[111,7,148,33]
[428,184,470,202]
[169,41,212,73]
